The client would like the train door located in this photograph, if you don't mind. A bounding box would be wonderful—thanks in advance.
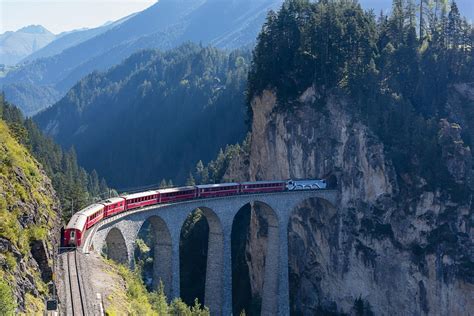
[69,230,76,246]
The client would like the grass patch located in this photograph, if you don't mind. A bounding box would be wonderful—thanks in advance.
[104,259,210,316]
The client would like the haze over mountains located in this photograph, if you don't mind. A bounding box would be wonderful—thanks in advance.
[1,0,283,116]
[0,25,56,65]
[22,14,136,63]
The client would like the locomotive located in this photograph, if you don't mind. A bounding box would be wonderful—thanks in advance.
[64,179,326,247]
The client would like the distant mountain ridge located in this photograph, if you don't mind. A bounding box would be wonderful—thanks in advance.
[0,25,56,66]
[21,14,136,63]
[1,0,283,116]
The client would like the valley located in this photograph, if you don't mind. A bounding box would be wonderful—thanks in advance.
[0,0,473,315]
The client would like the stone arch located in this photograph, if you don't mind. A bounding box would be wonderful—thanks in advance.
[231,200,280,316]
[287,197,337,315]
[180,207,224,315]
[137,215,172,296]
[105,227,128,265]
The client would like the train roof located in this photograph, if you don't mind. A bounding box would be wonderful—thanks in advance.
[196,183,240,189]
[288,179,326,182]
[77,203,105,217]
[123,190,158,200]
[102,197,126,205]
[240,180,286,185]
[158,186,196,194]
[65,213,88,230]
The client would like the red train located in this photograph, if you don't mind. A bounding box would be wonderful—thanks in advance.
[64,179,327,247]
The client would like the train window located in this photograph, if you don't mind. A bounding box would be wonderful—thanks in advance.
[71,231,75,238]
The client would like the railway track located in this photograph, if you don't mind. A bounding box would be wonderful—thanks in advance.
[66,250,86,316]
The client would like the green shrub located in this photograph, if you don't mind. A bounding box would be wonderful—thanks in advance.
[0,280,16,315]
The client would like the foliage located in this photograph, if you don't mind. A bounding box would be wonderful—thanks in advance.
[34,44,250,189]
[190,133,251,185]
[0,280,16,315]
[0,95,109,221]
[0,116,57,312]
[0,119,56,255]
[248,0,473,190]
[105,260,209,316]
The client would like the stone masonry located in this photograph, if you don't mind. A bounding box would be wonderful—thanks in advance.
[86,190,338,315]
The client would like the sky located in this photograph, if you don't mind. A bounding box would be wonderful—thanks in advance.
[0,0,157,34]
[0,0,472,35]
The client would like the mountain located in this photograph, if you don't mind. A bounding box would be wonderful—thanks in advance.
[0,25,56,66]
[34,44,249,189]
[1,0,283,116]
[21,14,136,63]
[196,1,473,314]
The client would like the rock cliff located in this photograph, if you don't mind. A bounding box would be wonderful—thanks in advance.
[0,119,61,313]
[224,86,474,315]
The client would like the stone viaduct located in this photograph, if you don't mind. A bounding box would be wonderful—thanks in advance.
[84,190,338,315]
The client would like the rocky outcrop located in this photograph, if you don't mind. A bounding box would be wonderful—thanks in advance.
[438,119,472,186]
[224,87,474,315]
[0,120,61,312]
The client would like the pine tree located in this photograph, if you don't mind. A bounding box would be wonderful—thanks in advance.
[447,1,462,48]
[159,179,168,189]
[186,173,196,186]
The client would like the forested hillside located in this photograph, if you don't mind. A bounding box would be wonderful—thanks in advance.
[1,0,282,116]
[35,44,249,189]
[1,96,109,220]
[0,108,60,313]
[247,0,473,190]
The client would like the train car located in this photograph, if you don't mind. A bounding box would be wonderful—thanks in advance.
[64,213,87,247]
[196,183,240,198]
[124,191,159,211]
[159,186,197,203]
[64,203,104,246]
[83,203,106,229]
[240,180,286,194]
[103,197,126,217]
[286,179,327,190]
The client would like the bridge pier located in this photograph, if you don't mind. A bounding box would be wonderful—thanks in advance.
[88,191,338,316]
[277,215,290,316]
[221,222,233,316]
[171,230,181,300]
[260,221,280,316]
[153,241,172,296]
[203,208,224,315]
